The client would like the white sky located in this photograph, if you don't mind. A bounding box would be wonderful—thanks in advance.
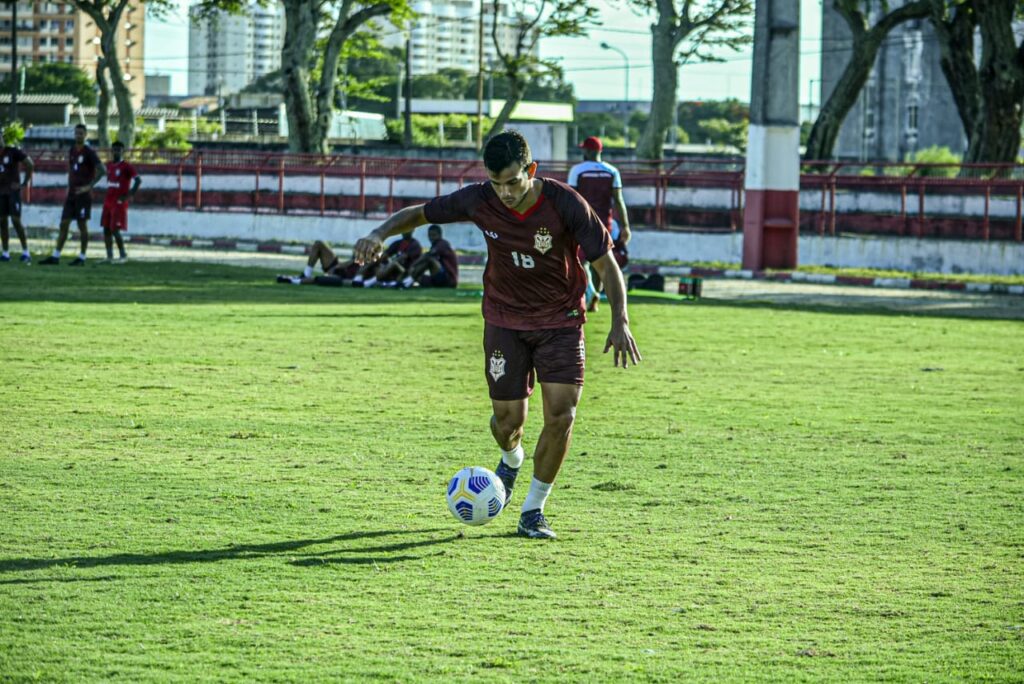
[146,0,823,106]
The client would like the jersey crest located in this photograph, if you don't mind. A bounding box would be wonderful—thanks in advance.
[534,227,552,254]
[489,350,506,381]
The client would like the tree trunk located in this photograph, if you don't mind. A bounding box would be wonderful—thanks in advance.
[484,71,523,139]
[95,58,111,148]
[315,3,393,154]
[972,0,1024,164]
[75,1,133,146]
[636,15,678,160]
[804,0,929,160]
[281,1,318,153]
[101,30,136,148]
[928,0,980,160]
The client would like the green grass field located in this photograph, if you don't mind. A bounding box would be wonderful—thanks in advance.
[1,262,1022,682]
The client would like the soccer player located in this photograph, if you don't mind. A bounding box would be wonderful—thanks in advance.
[277,239,361,285]
[398,224,458,289]
[0,137,34,264]
[567,136,631,311]
[353,231,422,288]
[354,130,640,539]
[39,124,105,266]
[100,141,141,263]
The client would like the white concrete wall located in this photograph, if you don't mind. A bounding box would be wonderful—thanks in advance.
[23,206,1024,275]
[30,172,1023,220]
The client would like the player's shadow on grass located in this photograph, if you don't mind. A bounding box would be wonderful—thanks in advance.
[0,529,456,576]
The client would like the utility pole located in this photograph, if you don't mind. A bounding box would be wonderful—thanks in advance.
[10,0,18,123]
[741,0,800,270]
[403,35,412,148]
[475,0,485,151]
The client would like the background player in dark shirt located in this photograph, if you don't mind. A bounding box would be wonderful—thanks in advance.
[354,130,640,539]
[399,225,458,289]
[354,232,422,288]
[0,139,33,264]
[39,124,105,266]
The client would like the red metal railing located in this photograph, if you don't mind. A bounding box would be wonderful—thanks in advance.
[24,149,1024,242]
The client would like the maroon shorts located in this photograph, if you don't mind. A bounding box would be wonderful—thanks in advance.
[484,323,585,401]
[101,197,128,231]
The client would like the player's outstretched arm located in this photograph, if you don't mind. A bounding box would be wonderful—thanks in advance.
[592,251,641,368]
[353,204,427,264]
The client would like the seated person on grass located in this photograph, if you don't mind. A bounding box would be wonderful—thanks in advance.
[352,231,422,288]
[399,224,459,289]
[277,239,364,285]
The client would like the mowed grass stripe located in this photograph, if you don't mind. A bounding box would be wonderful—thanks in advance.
[0,262,1021,682]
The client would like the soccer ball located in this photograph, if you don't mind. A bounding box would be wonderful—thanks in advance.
[446,466,506,526]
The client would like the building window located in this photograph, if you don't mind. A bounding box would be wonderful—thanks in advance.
[907,104,919,132]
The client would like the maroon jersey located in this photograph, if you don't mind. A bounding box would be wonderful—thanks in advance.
[385,237,423,268]
[105,160,138,200]
[424,177,612,330]
[0,146,27,188]
[68,145,101,188]
[428,238,458,284]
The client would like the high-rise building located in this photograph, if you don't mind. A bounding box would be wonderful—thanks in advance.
[188,2,285,97]
[0,2,145,109]
[382,1,528,75]
[821,1,1023,161]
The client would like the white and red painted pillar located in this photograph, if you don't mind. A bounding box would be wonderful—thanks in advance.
[742,0,801,271]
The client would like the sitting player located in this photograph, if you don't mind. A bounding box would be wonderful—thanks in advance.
[277,239,362,285]
[399,224,458,289]
[352,231,422,288]
[100,141,141,263]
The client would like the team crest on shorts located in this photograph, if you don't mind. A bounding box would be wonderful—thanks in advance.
[533,227,552,254]
[489,350,506,381]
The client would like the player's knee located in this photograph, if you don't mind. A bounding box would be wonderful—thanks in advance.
[544,406,577,434]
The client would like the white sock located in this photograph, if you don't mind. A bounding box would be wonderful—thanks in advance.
[353,275,363,283]
[1,251,8,258]
[303,265,313,278]
[402,275,414,287]
[78,253,86,261]
[52,250,61,258]
[363,276,377,288]
[22,250,29,257]
[501,444,525,469]
[521,477,553,513]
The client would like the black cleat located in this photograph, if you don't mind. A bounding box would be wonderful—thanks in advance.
[0,254,9,262]
[494,460,519,506]
[39,255,59,265]
[517,509,556,539]
[19,253,30,264]
[68,257,86,267]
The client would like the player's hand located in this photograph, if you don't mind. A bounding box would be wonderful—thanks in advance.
[604,321,641,368]
[75,185,91,195]
[353,232,383,265]
[620,225,632,245]
[117,197,127,204]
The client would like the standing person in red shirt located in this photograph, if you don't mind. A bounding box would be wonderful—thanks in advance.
[100,141,141,264]
[354,130,640,539]
[0,135,34,264]
[399,225,458,289]
[39,124,105,266]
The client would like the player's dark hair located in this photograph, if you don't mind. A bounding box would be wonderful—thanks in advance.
[428,224,443,235]
[483,130,532,174]
[74,123,87,131]
[111,141,125,149]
